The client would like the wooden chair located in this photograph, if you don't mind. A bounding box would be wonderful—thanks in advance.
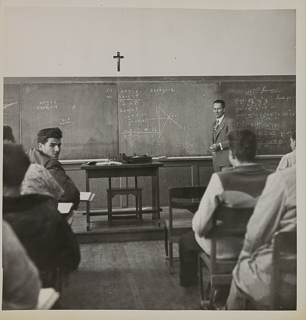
[271,230,297,310]
[164,186,206,274]
[198,191,256,309]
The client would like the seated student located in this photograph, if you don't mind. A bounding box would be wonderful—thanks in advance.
[3,125,64,200]
[179,129,273,289]
[27,127,80,208]
[2,220,41,310]
[3,143,81,288]
[277,130,296,170]
[227,165,296,309]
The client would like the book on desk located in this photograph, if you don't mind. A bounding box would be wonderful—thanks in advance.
[57,202,74,214]
[80,192,95,202]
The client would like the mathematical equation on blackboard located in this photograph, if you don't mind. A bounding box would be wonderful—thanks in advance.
[229,85,296,149]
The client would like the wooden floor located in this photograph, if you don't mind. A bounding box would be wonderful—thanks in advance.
[60,240,201,310]
[71,207,193,243]
[61,207,199,310]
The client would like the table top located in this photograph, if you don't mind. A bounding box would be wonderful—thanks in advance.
[81,162,164,170]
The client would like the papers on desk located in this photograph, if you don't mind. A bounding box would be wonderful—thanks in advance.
[80,192,95,202]
[57,202,74,214]
[96,161,122,166]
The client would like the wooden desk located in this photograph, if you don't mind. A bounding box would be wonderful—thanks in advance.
[81,162,163,231]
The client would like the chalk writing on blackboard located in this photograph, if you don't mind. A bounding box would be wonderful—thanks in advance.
[228,84,296,150]
[149,87,175,93]
[120,105,186,140]
[119,89,140,106]
[3,101,18,123]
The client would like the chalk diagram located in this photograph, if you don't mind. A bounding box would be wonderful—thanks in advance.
[122,105,186,139]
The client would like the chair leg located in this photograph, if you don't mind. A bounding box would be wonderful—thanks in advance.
[199,256,204,301]
[138,193,142,221]
[169,240,174,274]
[164,228,169,257]
[107,192,112,227]
[198,255,211,309]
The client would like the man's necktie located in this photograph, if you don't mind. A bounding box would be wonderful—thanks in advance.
[214,120,220,131]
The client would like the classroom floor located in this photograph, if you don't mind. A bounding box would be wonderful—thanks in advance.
[61,207,200,310]
[71,207,193,243]
[60,240,201,310]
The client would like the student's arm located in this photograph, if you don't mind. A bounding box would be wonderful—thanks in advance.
[192,173,223,237]
[241,172,286,255]
[46,159,80,208]
[276,154,290,171]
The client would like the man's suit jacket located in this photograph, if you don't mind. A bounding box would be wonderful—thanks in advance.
[211,116,235,171]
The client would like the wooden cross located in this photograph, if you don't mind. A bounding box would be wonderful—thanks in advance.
[113,52,124,72]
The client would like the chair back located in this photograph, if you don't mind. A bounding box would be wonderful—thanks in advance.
[168,186,206,229]
[271,230,297,310]
[210,191,256,273]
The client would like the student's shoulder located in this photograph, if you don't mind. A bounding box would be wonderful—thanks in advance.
[44,158,65,171]
[27,148,49,166]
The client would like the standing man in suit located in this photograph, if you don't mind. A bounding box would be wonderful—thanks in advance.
[210,100,235,172]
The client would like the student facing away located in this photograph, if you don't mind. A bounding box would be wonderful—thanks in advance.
[2,220,41,310]
[227,165,296,309]
[179,129,273,307]
[3,143,81,288]
[277,130,296,171]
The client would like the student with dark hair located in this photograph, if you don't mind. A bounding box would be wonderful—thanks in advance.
[179,129,273,295]
[27,127,80,208]
[3,125,16,142]
[277,130,296,170]
[3,143,81,289]
[210,99,235,172]
[3,125,64,200]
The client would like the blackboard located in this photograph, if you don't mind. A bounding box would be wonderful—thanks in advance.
[20,83,118,160]
[222,81,296,155]
[3,77,296,159]
[118,81,219,157]
[3,84,20,141]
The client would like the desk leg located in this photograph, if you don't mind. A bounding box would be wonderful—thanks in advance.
[152,168,161,226]
[108,178,112,227]
[86,201,90,231]
[86,171,90,231]
[135,176,139,219]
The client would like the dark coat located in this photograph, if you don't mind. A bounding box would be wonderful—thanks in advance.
[3,194,81,288]
[211,116,235,171]
[27,149,80,208]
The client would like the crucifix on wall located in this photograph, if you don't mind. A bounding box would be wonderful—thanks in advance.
[113,52,124,72]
